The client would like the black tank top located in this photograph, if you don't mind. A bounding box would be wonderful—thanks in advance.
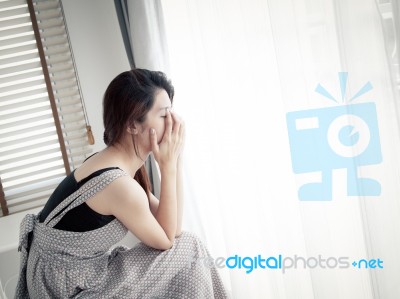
[39,155,120,232]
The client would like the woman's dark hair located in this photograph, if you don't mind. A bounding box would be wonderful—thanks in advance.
[103,68,174,197]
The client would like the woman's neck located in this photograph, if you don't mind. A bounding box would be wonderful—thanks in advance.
[104,143,149,177]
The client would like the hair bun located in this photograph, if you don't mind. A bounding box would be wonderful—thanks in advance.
[103,131,109,145]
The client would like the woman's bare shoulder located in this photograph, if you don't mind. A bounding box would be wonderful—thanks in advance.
[74,151,123,182]
[108,173,148,200]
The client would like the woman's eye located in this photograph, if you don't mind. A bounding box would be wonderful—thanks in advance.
[161,116,167,118]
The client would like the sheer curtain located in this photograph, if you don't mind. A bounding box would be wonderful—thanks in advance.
[160,0,400,298]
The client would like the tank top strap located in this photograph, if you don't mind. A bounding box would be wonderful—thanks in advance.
[44,168,128,228]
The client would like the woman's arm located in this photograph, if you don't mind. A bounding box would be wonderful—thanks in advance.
[149,109,185,243]
[148,157,183,238]
[175,156,184,237]
[155,165,177,243]
[149,114,185,237]
[109,176,174,250]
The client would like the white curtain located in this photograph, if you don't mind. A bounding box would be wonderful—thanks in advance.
[160,0,400,298]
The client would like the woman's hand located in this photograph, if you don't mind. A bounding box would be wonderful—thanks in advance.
[150,109,185,169]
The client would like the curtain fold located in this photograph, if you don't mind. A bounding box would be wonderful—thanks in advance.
[125,0,170,73]
[114,0,135,69]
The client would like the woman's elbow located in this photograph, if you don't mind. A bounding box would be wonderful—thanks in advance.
[157,238,173,251]
[161,240,173,250]
[159,231,184,250]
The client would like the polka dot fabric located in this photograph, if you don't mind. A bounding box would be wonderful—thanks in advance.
[15,169,230,298]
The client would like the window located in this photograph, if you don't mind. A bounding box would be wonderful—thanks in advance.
[0,0,93,217]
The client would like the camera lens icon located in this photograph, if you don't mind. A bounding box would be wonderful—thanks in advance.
[327,114,370,158]
[286,102,382,200]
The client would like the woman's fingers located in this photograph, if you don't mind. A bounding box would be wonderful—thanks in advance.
[173,113,185,154]
[171,111,181,137]
[180,120,185,140]
[165,108,173,138]
[149,128,158,154]
[179,122,185,153]
[154,110,185,166]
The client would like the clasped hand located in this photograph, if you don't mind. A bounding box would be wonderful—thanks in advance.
[150,109,185,169]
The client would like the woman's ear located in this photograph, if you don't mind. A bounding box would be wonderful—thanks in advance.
[126,121,139,135]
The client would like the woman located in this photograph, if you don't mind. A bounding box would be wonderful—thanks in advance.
[15,69,230,298]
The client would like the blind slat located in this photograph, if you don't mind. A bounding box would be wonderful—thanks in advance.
[7,191,53,208]
[0,128,56,149]
[34,0,60,10]
[0,60,41,76]
[40,26,65,39]
[0,76,44,94]
[62,122,86,130]
[58,106,84,116]
[6,182,59,203]
[69,148,92,157]
[0,86,47,102]
[41,35,68,47]
[35,8,61,20]
[64,131,86,141]
[2,164,64,184]
[53,87,78,99]
[0,33,35,48]
[1,95,48,112]
[47,61,73,72]
[0,51,39,67]
[0,16,31,28]
[67,143,91,151]
[56,112,84,122]
[0,83,45,101]
[0,138,59,157]
[0,154,61,173]
[44,44,69,56]
[0,147,61,167]
[4,172,65,196]
[0,24,32,39]
[57,97,80,107]
[5,175,62,199]
[37,16,63,29]
[0,0,27,11]
[0,106,51,124]
[6,199,47,216]
[0,119,53,139]
[0,6,29,19]
[0,65,41,85]
[0,42,36,58]
[0,114,53,133]
[45,52,71,64]
[0,69,43,88]
[52,78,77,90]
[0,94,47,111]
[49,69,75,81]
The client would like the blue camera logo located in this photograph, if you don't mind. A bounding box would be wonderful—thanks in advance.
[286,72,382,201]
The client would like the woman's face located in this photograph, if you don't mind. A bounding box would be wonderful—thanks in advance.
[134,88,172,151]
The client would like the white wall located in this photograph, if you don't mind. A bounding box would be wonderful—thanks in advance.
[62,0,130,152]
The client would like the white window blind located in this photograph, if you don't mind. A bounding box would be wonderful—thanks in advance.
[0,0,93,217]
